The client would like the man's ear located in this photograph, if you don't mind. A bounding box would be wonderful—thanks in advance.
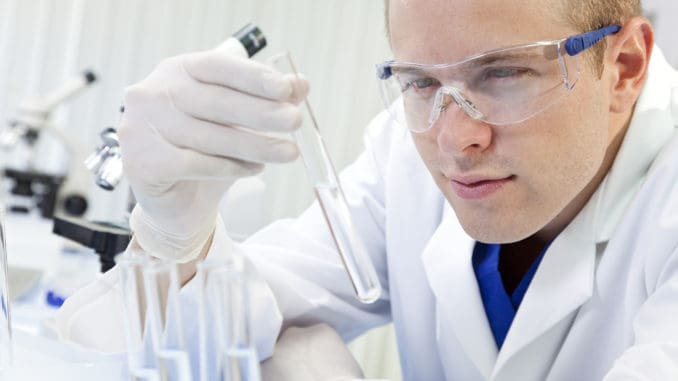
[605,17,654,114]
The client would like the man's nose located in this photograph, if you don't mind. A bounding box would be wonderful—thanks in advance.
[434,100,493,158]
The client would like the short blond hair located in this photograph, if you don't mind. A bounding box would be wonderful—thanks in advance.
[563,0,642,76]
[383,0,642,77]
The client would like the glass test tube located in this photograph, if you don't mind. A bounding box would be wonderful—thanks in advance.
[197,261,260,381]
[0,209,12,370]
[119,253,160,381]
[269,52,382,304]
[142,260,192,381]
[119,255,192,381]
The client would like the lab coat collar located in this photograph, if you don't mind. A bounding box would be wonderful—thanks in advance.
[421,183,598,379]
[422,203,498,379]
[593,46,677,243]
[492,191,597,377]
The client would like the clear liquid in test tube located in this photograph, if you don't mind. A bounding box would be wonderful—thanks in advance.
[142,260,192,381]
[268,52,382,304]
[197,261,261,381]
[118,253,160,380]
[119,254,191,381]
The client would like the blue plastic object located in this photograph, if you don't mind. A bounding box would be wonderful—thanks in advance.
[46,290,66,307]
[565,25,622,56]
[376,61,394,80]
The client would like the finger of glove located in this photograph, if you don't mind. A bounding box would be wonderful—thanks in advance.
[182,50,309,103]
[120,119,263,186]
[170,81,302,133]
[164,114,299,164]
[175,145,264,181]
[288,73,310,104]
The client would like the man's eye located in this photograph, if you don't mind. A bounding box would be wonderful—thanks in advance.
[402,77,440,93]
[484,67,531,79]
[410,78,439,89]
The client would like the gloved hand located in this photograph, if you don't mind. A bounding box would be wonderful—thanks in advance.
[119,43,309,262]
[261,324,365,381]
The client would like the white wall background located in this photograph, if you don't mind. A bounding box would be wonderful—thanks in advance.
[644,0,678,66]
[0,1,675,380]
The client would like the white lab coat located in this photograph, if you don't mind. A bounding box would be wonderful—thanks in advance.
[57,48,678,381]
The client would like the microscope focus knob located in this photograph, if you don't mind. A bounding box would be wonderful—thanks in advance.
[63,194,88,216]
[86,127,123,190]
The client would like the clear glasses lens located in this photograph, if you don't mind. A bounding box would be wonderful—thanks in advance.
[379,41,580,132]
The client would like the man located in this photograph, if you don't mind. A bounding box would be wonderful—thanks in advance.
[57,0,678,379]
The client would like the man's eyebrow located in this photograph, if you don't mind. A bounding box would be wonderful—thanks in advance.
[391,50,552,75]
[391,66,428,75]
[469,49,552,66]
[470,51,544,66]
[392,66,449,79]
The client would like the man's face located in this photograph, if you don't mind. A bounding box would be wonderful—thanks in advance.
[389,0,613,243]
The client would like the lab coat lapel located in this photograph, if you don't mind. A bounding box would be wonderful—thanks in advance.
[595,46,677,242]
[492,198,597,377]
[421,204,498,379]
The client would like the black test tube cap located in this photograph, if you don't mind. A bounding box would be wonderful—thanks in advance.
[83,70,97,84]
[234,23,267,57]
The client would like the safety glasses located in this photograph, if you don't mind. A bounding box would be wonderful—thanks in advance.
[376,25,621,132]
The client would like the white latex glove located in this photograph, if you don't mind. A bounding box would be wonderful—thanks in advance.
[119,42,308,262]
[261,324,364,381]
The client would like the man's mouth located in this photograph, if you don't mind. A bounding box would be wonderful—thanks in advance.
[449,174,515,200]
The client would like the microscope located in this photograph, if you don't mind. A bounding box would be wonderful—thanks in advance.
[1,71,97,219]
[0,72,130,273]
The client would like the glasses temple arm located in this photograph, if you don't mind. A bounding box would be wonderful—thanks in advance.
[564,25,622,56]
